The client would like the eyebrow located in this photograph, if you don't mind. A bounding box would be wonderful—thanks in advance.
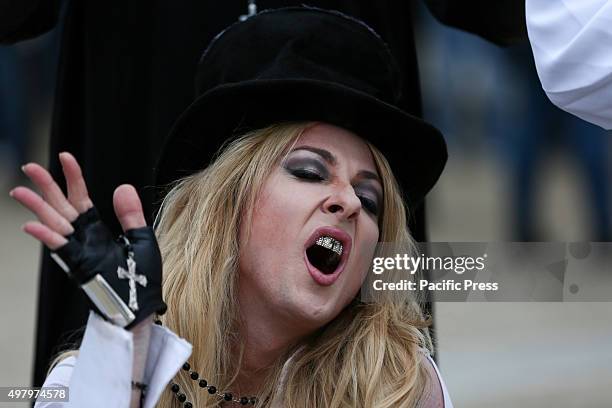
[292,146,337,165]
[290,146,382,185]
[357,170,382,185]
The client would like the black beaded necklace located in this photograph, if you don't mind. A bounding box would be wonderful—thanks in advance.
[154,320,259,407]
[169,362,258,407]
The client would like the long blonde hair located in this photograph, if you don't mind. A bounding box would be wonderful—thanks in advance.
[154,122,433,407]
[51,122,434,407]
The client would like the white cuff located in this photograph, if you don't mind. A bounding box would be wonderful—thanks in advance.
[35,311,192,408]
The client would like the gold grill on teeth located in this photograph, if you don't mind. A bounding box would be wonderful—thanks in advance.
[315,236,343,256]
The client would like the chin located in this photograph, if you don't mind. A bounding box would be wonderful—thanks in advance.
[285,294,344,330]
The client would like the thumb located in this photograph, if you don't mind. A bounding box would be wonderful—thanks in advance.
[113,184,147,232]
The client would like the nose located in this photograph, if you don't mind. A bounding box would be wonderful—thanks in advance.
[323,183,361,221]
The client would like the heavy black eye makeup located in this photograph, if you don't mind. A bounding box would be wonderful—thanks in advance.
[355,184,381,216]
[282,148,382,216]
[283,155,329,181]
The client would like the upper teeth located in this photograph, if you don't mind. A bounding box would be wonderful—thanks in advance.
[315,236,343,256]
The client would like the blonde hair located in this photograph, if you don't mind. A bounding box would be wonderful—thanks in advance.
[51,122,434,407]
[155,122,433,407]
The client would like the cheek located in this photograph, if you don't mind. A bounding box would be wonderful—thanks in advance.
[238,178,305,280]
[345,223,379,296]
[359,220,380,272]
[252,180,302,242]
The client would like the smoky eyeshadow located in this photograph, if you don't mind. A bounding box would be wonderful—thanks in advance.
[356,183,381,212]
[283,154,330,178]
[283,150,383,213]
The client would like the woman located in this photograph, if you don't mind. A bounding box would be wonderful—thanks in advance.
[12,7,451,407]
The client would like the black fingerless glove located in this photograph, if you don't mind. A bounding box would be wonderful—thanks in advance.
[50,207,166,329]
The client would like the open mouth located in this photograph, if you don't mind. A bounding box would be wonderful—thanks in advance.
[306,236,344,274]
[304,227,352,286]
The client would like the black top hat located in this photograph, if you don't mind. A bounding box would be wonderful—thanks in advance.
[155,7,447,208]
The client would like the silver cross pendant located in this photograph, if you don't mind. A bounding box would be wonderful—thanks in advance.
[117,252,148,312]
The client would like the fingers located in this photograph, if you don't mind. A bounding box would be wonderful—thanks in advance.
[113,184,147,232]
[13,155,146,251]
[12,152,90,252]
[22,221,68,251]
[59,152,94,213]
[22,162,80,222]
[10,187,75,236]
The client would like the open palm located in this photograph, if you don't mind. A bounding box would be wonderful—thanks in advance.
[10,152,147,250]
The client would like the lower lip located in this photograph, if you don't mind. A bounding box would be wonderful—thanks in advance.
[304,251,346,286]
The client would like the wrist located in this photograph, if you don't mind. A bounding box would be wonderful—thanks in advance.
[131,314,153,382]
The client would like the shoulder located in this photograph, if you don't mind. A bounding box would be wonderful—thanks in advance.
[418,352,453,408]
[34,356,77,408]
[43,355,77,387]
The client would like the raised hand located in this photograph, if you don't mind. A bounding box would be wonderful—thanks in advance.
[10,152,145,249]
[10,152,165,328]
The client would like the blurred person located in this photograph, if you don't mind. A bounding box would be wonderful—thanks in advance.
[493,45,611,241]
[416,12,611,242]
[13,9,452,407]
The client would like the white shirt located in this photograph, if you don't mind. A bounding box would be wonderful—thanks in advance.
[34,312,192,408]
[35,311,453,407]
[526,0,612,129]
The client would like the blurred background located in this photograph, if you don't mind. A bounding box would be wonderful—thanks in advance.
[0,2,611,407]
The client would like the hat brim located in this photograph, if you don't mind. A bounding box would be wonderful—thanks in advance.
[155,78,447,207]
